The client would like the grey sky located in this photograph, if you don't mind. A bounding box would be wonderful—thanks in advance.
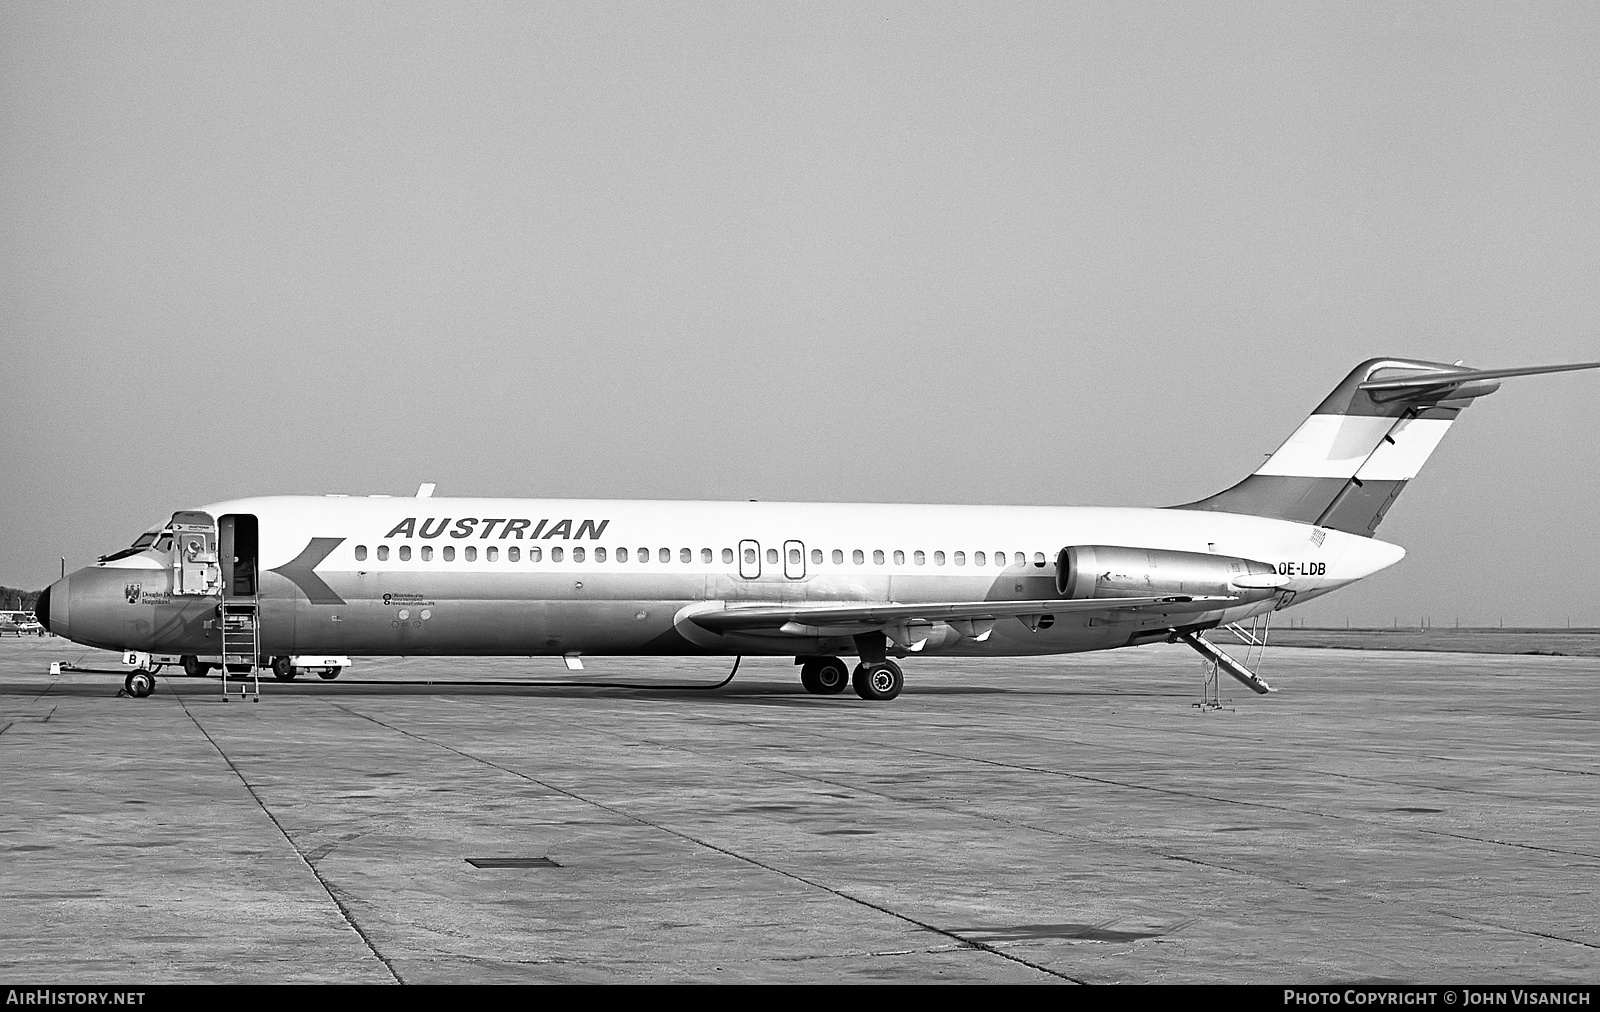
[3,2,1598,625]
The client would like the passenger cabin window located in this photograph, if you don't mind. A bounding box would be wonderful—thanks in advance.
[743,547,757,565]
[852,549,864,565]
[702,548,713,563]
[914,550,925,565]
[573,547,586,562]
[1033,552,1046,566]
[465,546,477,562]
[722,548,735,564]
[680,548,692,563]
[399,546,412,561]
[660,548,670,563]
[444,546,456,561]
[832,549,844,565]
[487,546,499,562]
[974,551,985,566]
[810,549,822,565]
[638,547,649,561]
[616,547,627,562]
[789,547,801,565]
[552,547,564,562]
[594,547,605,562]
[529,547,541,562]
[421,546,433,562]
[873,550,884,565]
[377,546,390,561]
[893,550,905,565]
[954,551,965,566]
[934,551,945,565]
[355,545,368,561]
[508,546,520,562]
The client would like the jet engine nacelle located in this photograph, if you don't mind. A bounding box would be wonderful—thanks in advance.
[1055,545,1280,602]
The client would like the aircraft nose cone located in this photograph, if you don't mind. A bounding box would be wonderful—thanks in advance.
[35,575,71,639]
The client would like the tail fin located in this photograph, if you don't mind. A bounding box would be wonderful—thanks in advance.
[1175,357,1599,537]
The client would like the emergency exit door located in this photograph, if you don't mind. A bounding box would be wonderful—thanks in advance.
[783,540,806,579]
[738,539,760,579]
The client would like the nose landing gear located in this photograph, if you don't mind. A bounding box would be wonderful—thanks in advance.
[123,670,156,698]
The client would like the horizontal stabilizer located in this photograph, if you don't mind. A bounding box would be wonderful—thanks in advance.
[1358,361,1600,392]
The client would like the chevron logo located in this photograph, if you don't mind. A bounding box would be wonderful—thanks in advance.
[268,538,346,605]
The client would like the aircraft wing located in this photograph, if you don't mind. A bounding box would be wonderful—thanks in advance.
[686,595,1233,635]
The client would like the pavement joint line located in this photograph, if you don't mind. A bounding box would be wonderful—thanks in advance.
[328,700,1087,984]
[173,691,405,984]
[543,722,1573,936]
[32,672,63,704]
[1304,766,1581,802]
[437,696,1600,928]
[1428,910,1600,951]
[694,713,1600,862]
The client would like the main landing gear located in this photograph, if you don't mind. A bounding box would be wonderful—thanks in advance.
[852,660,903,701]
[797,656,904,701]
[799,656,850,695]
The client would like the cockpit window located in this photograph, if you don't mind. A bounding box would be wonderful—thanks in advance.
[99,525,174,563]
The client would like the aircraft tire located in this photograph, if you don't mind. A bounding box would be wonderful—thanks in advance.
[125,670,154,698]
[181,655,212,678]
[852,660,903,701]
[814,656,849,695]
[319,667,342,681]
[271,657,298,681]
[800,660,824,694]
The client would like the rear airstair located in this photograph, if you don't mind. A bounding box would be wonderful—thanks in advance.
[1183,613,1274,710]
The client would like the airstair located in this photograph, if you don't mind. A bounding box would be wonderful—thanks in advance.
[1183,613,1274,710]
[219,600,261,702]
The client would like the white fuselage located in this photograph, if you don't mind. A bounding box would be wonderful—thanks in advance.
[82,495,1403,661]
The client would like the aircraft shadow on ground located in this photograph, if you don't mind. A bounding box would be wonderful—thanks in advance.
[0,678,1181,703]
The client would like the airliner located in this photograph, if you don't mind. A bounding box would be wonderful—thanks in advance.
[34,357,1597,701]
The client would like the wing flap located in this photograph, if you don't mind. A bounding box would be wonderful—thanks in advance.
[687,595,1234,634]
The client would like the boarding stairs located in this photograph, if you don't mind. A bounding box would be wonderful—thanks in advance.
[219,599,261,702]
[1184,613,1274,710]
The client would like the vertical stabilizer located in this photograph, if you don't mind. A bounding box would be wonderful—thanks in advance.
[1174,357,1598,536]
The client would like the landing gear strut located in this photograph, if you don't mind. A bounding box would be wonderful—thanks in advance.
[799,656,850,695]
[852,660,903,701]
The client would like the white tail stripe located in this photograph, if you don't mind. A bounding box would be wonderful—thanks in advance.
[1256,414,1453,479]
[1355,416,1454,481]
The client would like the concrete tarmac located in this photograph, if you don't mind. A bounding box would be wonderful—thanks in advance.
[1,637,1595,984]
